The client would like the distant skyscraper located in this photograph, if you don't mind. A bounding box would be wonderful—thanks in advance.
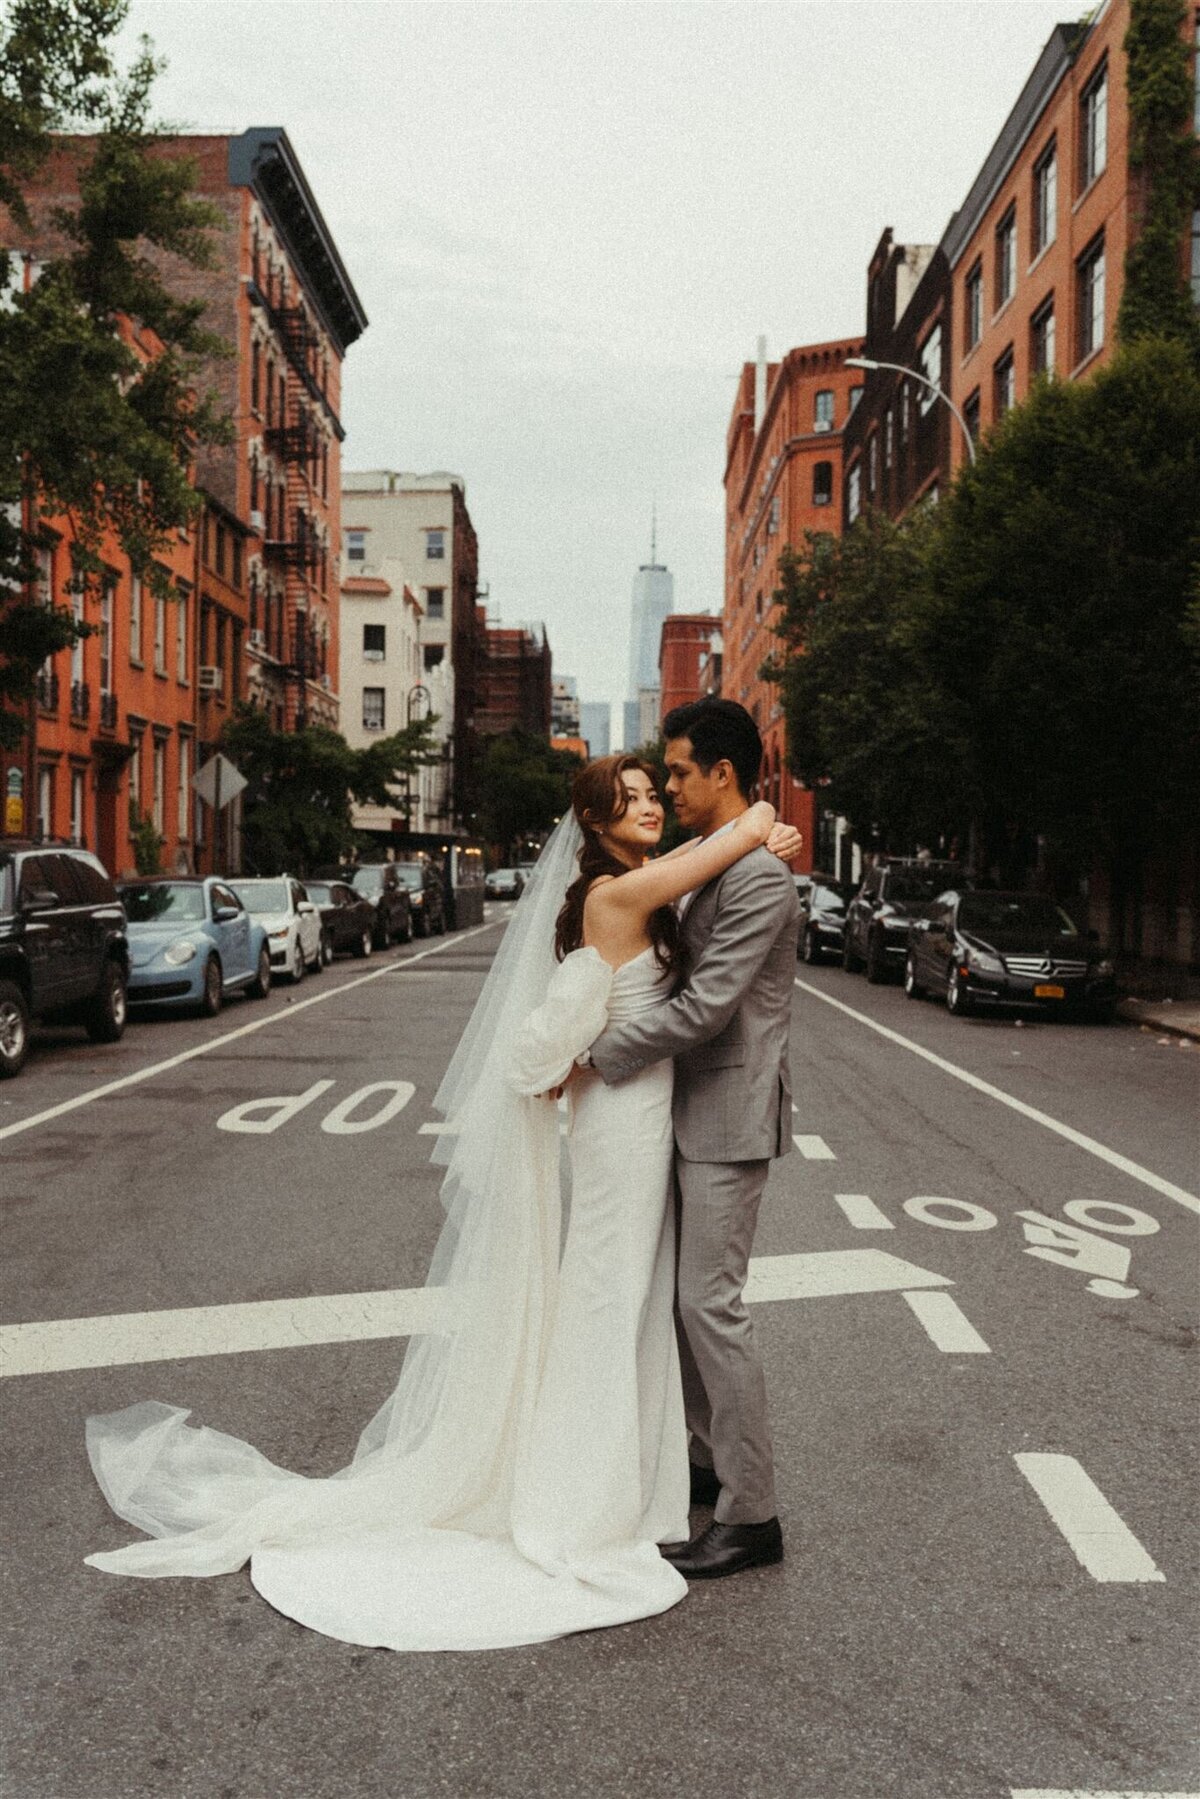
[579,701,611,759]
[627,508,674,699]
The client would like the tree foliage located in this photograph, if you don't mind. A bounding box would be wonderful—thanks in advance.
[475,731,583,858]
[0,0,229,748]
[1117,0,1200,354]
[218,706,442,876]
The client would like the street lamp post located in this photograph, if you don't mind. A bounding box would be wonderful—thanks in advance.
[845,356,977,467]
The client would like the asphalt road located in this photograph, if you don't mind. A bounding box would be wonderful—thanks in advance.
[2,915,1197,1799]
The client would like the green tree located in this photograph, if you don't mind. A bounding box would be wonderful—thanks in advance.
[218,706,442,876]
[764,517,966,854]
[0,0,229,749]
[1117,0,1200,355]
[476,730,582,859]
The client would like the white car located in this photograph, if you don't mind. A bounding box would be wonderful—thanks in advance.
[231,876,324,983]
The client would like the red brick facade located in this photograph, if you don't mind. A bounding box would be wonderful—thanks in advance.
[659,613,722,721]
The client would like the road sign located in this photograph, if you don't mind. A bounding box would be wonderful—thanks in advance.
[191,753,246,810]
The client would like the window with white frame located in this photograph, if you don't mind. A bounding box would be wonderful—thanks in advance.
[128,733,142,814]
[965,260,983,350]
[995,206,1017,310]
[847,462,862,524]
[154,593,167,674]
[35,542,52,605]
[994,346,1015,419]
[152,737,166,833]
[363,623,386,660]
[814,389,834,432]
[176,586,188,682]
[71,769,85,846]
[425,529,445,560]
[1080,60,1108,190]
[767,495,781,535]
[129,574,142,661]
[99,581,113,694]
[1076,232,1106,361]
[1033,140,1057,258]
[346,529,366,562]
[362,687,385,731]
[37,766,53,838]
[918,324,943,413]
[177,735,190,838]
[1031,296,1056,376]
[71,587,84,685]
[425,587,445,620]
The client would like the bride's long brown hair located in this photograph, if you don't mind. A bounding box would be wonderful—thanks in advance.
[554,753,686,980]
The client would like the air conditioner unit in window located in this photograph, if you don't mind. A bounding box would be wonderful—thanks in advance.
[362,649,384,661]
[814,420,832,434]
[198,666,223,693]
[321,674,333,691]
[249,629,266,650]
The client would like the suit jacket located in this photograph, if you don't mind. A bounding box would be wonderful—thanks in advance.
[589,847,801,1163]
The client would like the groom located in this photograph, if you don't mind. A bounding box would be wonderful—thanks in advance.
[585,698,800,1579]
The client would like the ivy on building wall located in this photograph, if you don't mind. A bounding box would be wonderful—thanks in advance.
[1117,0,1200,353]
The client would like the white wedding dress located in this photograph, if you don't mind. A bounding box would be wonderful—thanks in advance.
[84,945,690,1652]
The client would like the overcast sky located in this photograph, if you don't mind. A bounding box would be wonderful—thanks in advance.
[124,0,1069,727]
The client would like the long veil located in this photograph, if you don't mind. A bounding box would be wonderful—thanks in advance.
[84,815,617,1580]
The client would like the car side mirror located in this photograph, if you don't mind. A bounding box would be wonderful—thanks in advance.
[299,902,316,915]
[926,919,946,936]
[21,888,59,913]
[213,904,239,923]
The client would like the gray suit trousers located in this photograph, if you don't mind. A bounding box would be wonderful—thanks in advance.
[674,1152,777,1525]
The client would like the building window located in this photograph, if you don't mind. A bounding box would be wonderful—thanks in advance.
[847,462,862,524]
[99,581,113,694]
[424,643,445,671]
[900,383,911,444]
[176,586,189,683]
[812,461,833,507]
[1031,295,1056,376]
[994,347,1015,420]
[362,687,385,731]
[1080,60,1108,190]
[425,529,445,560]
[1076,232,1106,361]
[1032,139,1057,257]
[152,738,165,834]
[1191,206,1199,305]
[177,735,190,839]
[814,389,834,432]
[251,340,261,413]
[884,407,894,471]
[37,766,53,838]
[963,388,981,443]
[767,494,781,535]
[231,536,243,590]
[965,259,983,350]
[867,432,878,499]
[363,623,386,660]
[71,769,85,846]
[154,593,167,674]
[70,586,84,685]
[346,529,366,562]
[995,206,1017,310]
[129,574,142,662]
[918,323,943,413]
[128,734,142,813]
[425,587,445,620]
[848,385,863,414]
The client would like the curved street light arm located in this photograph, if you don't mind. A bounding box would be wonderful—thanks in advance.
[847,356,977,467]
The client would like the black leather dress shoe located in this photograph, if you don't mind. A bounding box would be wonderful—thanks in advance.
[688,1462,721,1506]
[660,1518,783,1580]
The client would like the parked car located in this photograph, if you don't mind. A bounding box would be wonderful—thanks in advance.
[0,842,129,1078]
[120,877,271,1015]
[905,888,1117,1020]
[304,880,375,960]
[346,863,413,948]
[797,877,851,965]
[485,868,525,901]
[392,861,446,937]
[843,859,966,982]
[231,876,324,982]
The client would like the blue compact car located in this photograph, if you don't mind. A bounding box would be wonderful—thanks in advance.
[120,877,272,1016]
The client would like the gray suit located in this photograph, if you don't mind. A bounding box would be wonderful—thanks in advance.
[590,848,800,1524]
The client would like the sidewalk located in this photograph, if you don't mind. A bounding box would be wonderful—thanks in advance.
[1117,997,1200,1042]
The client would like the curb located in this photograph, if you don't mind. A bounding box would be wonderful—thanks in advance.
[1116,999,1200,1043]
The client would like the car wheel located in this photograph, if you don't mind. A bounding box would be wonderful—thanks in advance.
[200,954,223,1017]
[320,931,334,967]
[947,966,973,1017]
[801,926,821,965]
[373,917,388,951]
[842,930,863,974]
[247,943,271,1000]
[0,979,31,1078]
[307,935,323,972]
[85,958,128,1042]
[291,941,305,984]
[904,954,924,1000]
[354,928,372,960]
[865,933,888,984]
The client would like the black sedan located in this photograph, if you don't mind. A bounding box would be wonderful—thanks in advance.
[305,881,375,960]
[485,868,525,901]
[904,889,1117,1020]
[797,878,850,965]
[393,861,446,936]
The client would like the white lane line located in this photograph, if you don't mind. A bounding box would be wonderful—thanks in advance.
[793,1133,836,1160]
[795,978,1200,1216]
[1,1249,953,1377]
[1014,1453,1165,1583]
[1011,1791,1200,1797]
[903,1289,990,1353]
[834,1192,894,1230]
[0,923,498,1145]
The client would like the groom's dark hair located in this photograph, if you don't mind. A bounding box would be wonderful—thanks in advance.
[663,698,762,797]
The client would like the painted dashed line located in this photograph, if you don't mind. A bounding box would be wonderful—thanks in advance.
[1011,1790,1200,1797]
[793,1133,836,1160]
[903,1289,991,1353]
[1014,1453,1165,1583]
[834,1192,894,1230]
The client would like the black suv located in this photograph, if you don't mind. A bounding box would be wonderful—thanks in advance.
[392,861,446,937]
[320,863,413,949]
[0,843,130,1077]
[842,859,965,983]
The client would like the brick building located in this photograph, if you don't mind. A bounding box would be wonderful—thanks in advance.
[722,336,864,861]
[475,620,552,738]
[658,613,723,721]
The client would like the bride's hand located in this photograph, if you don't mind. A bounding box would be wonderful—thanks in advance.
[740,800,776,844]
[766,822,803,862]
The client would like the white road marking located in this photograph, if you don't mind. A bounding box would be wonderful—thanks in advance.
[793,1133,836,1160]
[1011,1791,1200,1797]
[0,923,498,1145]
[418,1121,453,1135]
[1014,1453,1166,1583]
[903,1290,991,1353]
[903,1195,999,1231]
[795,978,1200,1216]
[1,1249,953,1377]
[833,1193,894,1230]
[321,1081,415,1136]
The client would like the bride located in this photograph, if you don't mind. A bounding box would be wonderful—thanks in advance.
[84,754,795,1651]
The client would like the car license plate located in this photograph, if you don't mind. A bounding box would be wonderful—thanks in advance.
[1034,983,1065,999]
